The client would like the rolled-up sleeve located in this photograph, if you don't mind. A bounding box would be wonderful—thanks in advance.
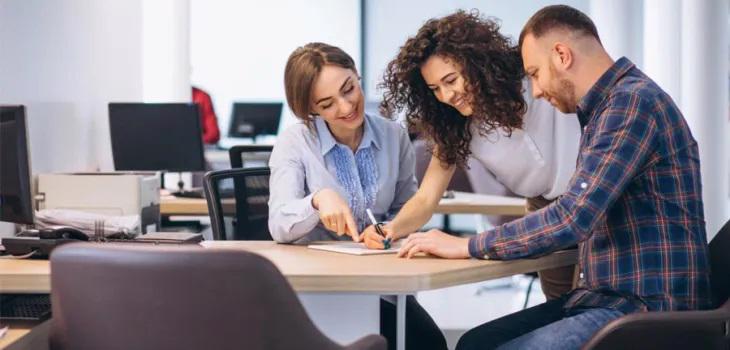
[387,127,418,220]
[469,93,658,259]
[268,133,321,243]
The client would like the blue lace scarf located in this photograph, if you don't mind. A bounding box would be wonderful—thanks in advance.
[329,144,378,231]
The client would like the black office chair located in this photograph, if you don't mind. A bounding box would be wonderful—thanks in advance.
[49,243,386,350]
[582,218,730,349]
[203,167,272,241]
[228,145,273,169]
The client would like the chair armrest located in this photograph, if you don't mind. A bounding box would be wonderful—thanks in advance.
[582,308,730,350]
[344,334,387,350]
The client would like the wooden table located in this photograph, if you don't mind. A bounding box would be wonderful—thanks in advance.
[0,242,575,349]
[0,320,50,350]
[160,191,527,217]
[0,260,51,294]
[201,241,570,292]
[204,242,575,349]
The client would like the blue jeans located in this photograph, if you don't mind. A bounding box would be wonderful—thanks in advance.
[457,296,625,350]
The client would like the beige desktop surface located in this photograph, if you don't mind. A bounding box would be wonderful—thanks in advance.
[160,191,527,216]
[201,241,576,293]
[0,241,576,294]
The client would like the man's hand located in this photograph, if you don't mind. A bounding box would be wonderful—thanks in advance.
[312,188,360,242]
[397,229,470,259]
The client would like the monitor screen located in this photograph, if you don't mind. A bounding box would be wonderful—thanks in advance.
[109,103,206,172]
[228,102,283,138]
[0,105,34,225]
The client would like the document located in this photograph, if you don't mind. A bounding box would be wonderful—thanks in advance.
[308,242,401,255]
[34,209,140,237]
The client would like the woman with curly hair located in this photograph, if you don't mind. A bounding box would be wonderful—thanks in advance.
[362,10,581,300]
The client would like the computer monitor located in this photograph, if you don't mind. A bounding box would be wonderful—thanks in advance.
[0,105,35,225]
[228,102,283,139]
[109,103,206,173]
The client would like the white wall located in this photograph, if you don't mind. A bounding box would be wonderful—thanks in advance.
[189,0,361,139]
[363,0,589,101]
[589,0,644,68]
[0,0,190,174]
[142,0,192,102]
[0,0,190,234]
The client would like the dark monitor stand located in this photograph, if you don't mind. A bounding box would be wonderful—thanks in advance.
[228,102,283,141]
[108,103,207,197]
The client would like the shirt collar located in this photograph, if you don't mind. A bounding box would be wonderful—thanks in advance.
[576,57,635,128]
[316,114,381,156]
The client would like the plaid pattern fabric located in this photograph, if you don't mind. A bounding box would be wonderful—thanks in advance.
[468,57,712,313]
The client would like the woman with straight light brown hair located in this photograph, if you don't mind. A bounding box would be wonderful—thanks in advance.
[268,42,447,350]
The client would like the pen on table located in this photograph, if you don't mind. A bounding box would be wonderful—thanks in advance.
[366,208,391,249]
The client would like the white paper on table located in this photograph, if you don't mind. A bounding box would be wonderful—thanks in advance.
[308,242,401,255]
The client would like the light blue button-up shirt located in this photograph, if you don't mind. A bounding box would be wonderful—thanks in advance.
[268,114,417,244]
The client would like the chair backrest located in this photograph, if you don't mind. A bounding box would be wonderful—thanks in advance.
[228,145,273,169]
[709,218,730,306]
[49,243,384,350]
[203,167,272,240]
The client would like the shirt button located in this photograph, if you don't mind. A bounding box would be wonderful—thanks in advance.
[580,182,588,189]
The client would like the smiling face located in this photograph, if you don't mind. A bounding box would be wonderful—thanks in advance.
[521,33,577,113]
[309,64,365,134]
[420,55,473,117]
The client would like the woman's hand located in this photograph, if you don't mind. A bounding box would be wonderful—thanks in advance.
[397,229,470,259]
[312,188,361,242]
[362,224,395,249]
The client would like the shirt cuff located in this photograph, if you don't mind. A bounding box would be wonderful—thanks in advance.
[468,229,499,259]
[468,236,486,259]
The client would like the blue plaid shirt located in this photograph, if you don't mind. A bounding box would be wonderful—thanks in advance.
[468,57,712,314]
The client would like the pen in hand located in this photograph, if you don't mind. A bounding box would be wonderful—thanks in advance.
[366,208,391,250]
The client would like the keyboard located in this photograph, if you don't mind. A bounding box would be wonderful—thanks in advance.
[171,189,205,198]
[0,294,51,321]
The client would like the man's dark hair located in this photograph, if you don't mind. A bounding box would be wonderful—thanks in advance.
[519,5,601,48]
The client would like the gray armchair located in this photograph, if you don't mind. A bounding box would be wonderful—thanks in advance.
[49,243,386,350]
[582,218,730,349]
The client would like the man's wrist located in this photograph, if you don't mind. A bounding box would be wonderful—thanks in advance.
[468,236,488,259]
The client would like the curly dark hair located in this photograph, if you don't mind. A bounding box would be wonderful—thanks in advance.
[380,10,526,167]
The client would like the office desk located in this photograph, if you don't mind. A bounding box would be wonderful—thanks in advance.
[0,320,50,350]
[0,260,50,294]
[160,191,527,217]
[0,242,576,350]
[202,242,575,349]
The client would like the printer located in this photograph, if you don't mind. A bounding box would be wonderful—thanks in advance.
[36,172,160,233]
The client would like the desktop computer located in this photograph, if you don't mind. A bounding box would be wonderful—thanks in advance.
[109,103,206,196]
[228,102,283,140]
[0,105,35,227]
[0,105,52,321]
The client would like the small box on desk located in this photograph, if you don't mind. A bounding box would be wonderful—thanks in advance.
[132,231,202,244]
[36,172,161,233]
